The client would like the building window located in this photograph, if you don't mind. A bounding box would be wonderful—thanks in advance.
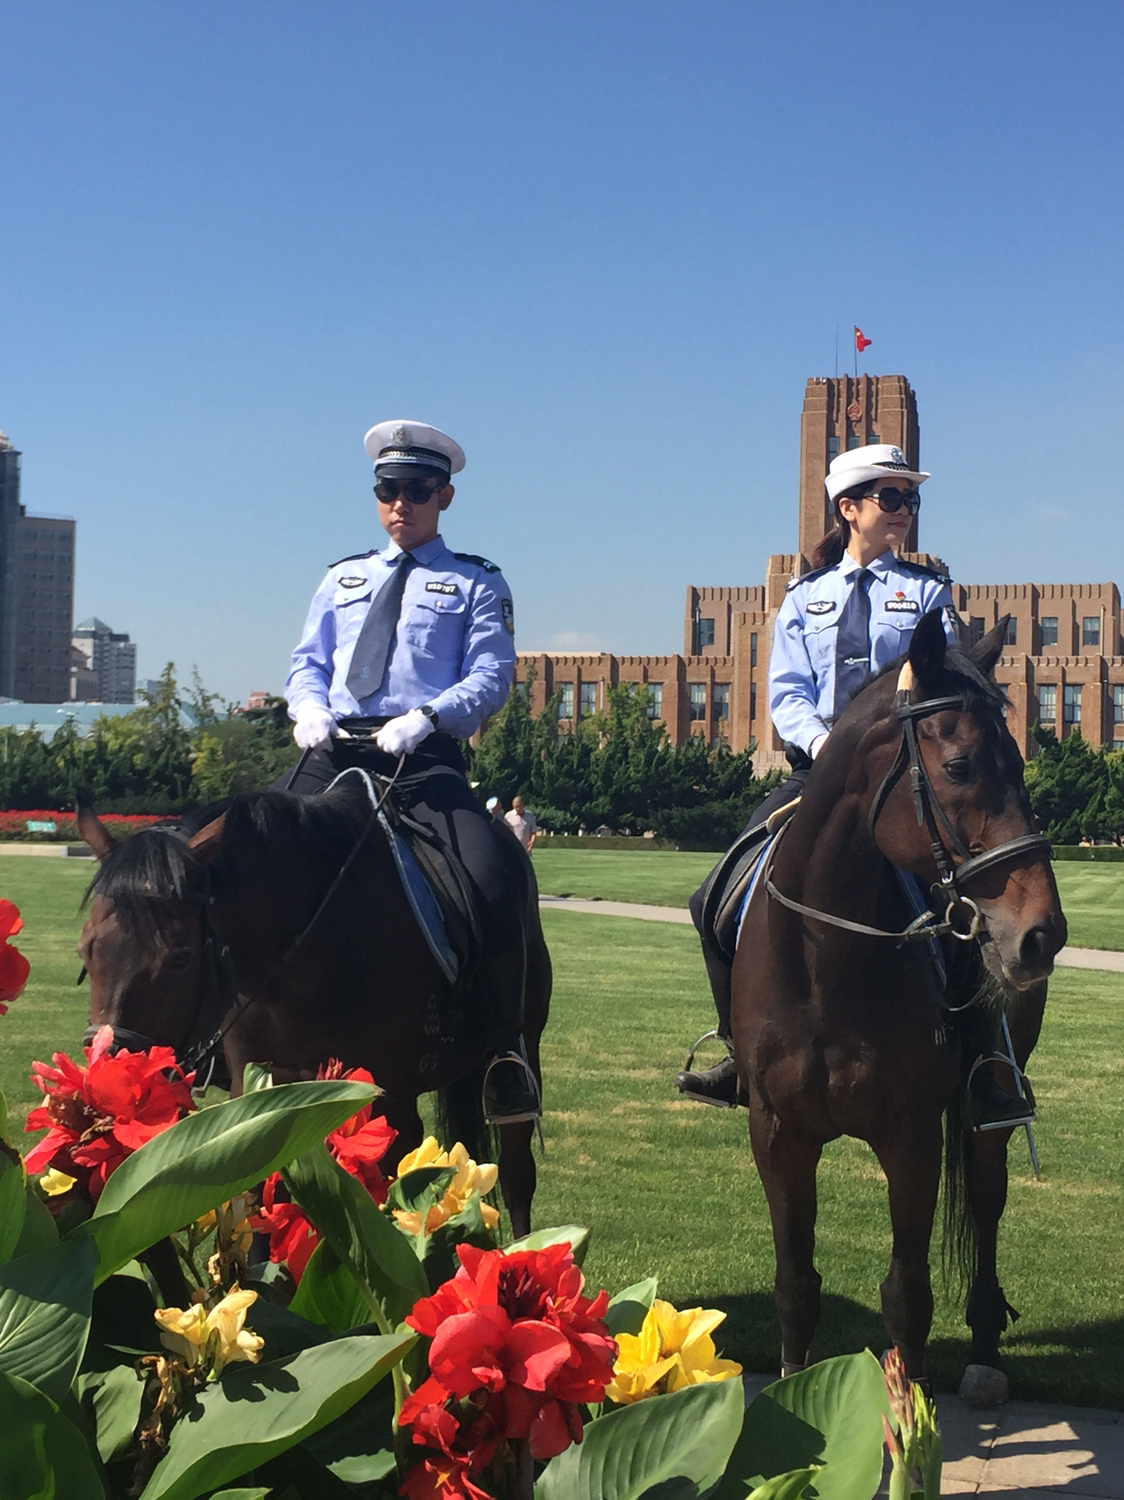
[827,436,840,461]
[713,683,730,720]
[1064,685,1082,724]
[1005,619,1017,646]
[694,617,715,651]
[969,617,986,646]
[1083,616,1101,648]
[1040,616,1058,648]
[750,682,757,720]
[1038,684,1056,723]
[750,632,758,667]
[645,682,663,720]
[579,682,597,718]
[557,682,574,719]
[688,683,707,721]
[1113,685,1124,727]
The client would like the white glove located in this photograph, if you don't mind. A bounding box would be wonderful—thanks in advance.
[376,708,435,757]
[293,704,336,751]
[809,732,830,760]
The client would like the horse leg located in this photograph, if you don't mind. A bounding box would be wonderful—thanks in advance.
[964,979,1045,1371]
[378,1095,425,1165]
[748,1097,823,1374]
[497,1016,542,1238]
[873,1122,943,1382]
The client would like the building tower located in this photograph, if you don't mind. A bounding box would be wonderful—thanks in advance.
[0,433,21,697]
[797,375,921,569]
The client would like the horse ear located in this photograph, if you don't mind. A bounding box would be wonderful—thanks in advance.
[972,616,1008,678]
[188,812,228,867]
[906,607,948,685]
[77,804,117,862]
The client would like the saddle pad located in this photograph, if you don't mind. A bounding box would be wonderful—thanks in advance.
[733,829,780,951]
[378,811,460,985]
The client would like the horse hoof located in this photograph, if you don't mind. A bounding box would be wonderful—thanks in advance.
[959,1363,1009,1407]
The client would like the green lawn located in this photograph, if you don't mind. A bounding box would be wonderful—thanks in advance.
[2,855,1121,1408]
[533,848,1124,952]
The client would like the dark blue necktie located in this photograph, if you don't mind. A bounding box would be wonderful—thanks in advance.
[833,567,873,718]
[345,553,414,699]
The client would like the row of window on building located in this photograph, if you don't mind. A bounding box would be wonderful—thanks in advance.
[977,616,1108,649]
[550,680,732,725]
[1037,683,1124,729]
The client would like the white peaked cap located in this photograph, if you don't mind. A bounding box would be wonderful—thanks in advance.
[363,420,466,475]
[825,444,930,503]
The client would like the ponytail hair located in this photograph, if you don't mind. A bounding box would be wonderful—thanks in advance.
[810,482,872,570]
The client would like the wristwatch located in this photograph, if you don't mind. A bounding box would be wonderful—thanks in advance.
[419,704,440,731]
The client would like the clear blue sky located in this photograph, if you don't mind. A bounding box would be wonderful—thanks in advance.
[2,0,1121,701]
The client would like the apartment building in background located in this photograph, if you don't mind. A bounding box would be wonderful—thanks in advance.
[0,431,75,703]
[515,376,1124,769]
[71,617,138,703]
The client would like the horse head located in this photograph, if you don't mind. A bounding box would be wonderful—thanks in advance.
[76,806,234,1068]
[845,609,1067,991]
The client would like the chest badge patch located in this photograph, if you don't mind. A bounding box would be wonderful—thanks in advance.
[425,581,459,596]
[884,598,920,613]
[806,599,837,615]
[338,576,368,589]
[501,598,515,634]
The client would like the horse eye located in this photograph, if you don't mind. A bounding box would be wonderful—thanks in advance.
[944,758,971,783]
[165,948,193,972]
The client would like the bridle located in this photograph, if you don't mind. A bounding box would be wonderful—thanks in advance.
[80,759,405,1085]
[766,663,1052,946]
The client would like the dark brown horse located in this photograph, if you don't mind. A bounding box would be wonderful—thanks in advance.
[732,611,1066,1391]
[76,771,551,1235]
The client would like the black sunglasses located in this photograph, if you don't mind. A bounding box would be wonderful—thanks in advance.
[374,478,443,504]
[867,486,921,516]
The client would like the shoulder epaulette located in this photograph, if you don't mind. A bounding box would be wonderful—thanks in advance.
[454,552,502,573]
[328,548,378,569]
[786,563,835,592]
[896,557,952,585]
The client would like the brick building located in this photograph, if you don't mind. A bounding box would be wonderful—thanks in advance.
[515,376,1124,769]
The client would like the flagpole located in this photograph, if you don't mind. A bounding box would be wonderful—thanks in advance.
[853,324,858,380]
[834,325,839,379]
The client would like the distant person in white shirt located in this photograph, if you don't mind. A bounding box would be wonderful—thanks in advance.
[504,795,538,851]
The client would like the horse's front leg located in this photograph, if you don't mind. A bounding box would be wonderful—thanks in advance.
[748,1096,824,1375]
[498,1119,536,1240]
[873,1120,943,1383]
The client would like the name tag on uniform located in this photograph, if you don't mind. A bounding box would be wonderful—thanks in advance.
[806,599,836,615]
[425,582,460,596]
[338,576,367,589]
[884,599,920,613]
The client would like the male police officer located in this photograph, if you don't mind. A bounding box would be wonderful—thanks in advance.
[284,420,538,1121]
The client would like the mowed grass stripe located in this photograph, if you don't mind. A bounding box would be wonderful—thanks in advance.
[532,848,1124,954]
[2,860,1121,1406]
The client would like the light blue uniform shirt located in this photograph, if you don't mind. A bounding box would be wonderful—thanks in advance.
[769,551,958,755]
[286,536,516,741]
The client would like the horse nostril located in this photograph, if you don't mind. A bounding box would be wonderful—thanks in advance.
[1021,923,1062,970]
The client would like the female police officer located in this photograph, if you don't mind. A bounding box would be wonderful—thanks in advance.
[676,444,1030,1130]
[283,420,538,1122]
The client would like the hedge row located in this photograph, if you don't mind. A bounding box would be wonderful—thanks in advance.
[0,809,165,842]
[1051,845,1124,862]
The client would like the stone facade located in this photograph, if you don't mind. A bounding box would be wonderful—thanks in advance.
[513,376,1124,769]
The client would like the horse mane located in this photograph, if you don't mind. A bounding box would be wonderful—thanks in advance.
[867,644,1009,715]
[85,781,374,949]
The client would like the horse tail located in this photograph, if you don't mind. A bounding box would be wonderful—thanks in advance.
[941,1077,979,1294]
[435,1067,498,1186]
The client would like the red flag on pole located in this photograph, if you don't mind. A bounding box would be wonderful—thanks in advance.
[854,326,872,353]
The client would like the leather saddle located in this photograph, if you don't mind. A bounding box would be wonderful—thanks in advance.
[699,798,801,962]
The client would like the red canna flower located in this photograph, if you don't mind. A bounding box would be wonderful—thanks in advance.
[23,1025,195,1200]
[0,900,30,1013]
[250,1062,398,1282]
[399,1456,493,1500]
[401,1242,617,1465]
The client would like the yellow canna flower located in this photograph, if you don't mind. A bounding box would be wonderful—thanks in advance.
[392,1137,500,1235]
[154,1285,265,1379]
[40,1167,78,1196]
[605,1299,742,1404]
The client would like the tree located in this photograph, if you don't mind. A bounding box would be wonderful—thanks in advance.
[1025,727,1109,844]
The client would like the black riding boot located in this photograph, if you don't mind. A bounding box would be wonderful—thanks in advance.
[480,943,540,1124]
[675,946,741,1108]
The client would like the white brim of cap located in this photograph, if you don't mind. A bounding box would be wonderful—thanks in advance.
[825,465,930,502]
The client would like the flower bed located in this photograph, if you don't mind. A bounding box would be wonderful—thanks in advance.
[0,808,167,841]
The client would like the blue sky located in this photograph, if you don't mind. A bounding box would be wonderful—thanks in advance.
[2,0,1121,701]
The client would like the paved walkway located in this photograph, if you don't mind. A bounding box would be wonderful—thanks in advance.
[538,894,1124,973]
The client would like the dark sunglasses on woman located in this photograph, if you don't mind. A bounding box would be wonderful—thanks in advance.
[867,486,921,515]
[374,478,442,504]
